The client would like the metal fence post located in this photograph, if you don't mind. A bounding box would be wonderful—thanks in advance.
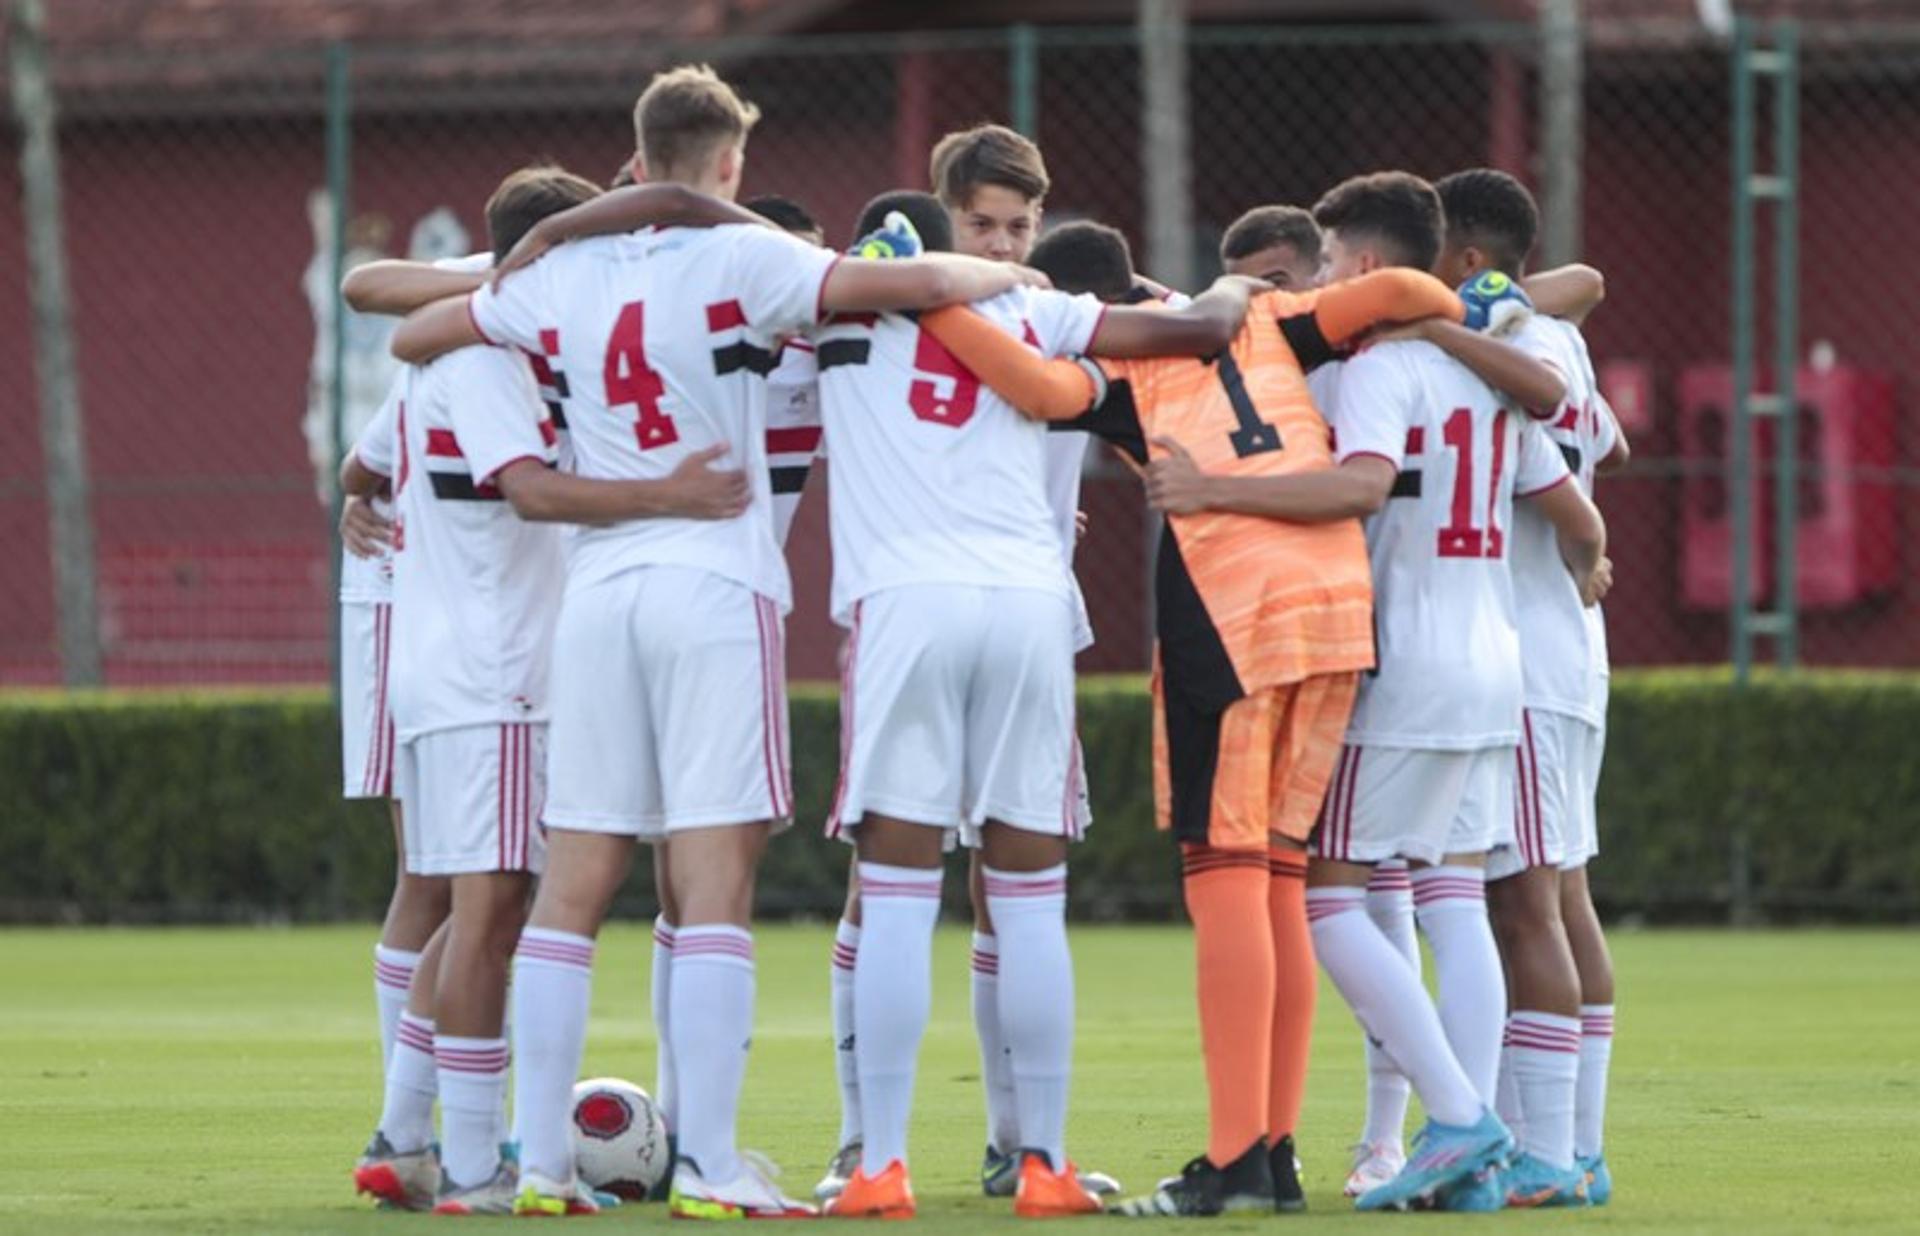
[1009,23,1039,141]
[1729,18,1757,686]
[1137,0,1194,292]
[1537,0,1585,268]
[9,0,103,686]
[1771,20,1800,670]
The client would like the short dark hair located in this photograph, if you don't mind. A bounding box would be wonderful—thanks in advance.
[1435,167,1539,274]
[1312,171,1444,273]
[852,190,954,254]
[485,165,602,261]
[743,194,821,238]
[1030,221,1134,302]
[929,124,1050,208]
[1220,205,1321,265]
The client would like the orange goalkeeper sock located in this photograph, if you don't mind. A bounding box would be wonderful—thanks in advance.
[1181,844,1275,1167]
[1267,846,1316,1142]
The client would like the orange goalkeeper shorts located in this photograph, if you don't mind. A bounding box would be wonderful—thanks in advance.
[1154,669,1359,851]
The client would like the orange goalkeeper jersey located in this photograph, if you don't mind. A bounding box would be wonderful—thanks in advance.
[923,271,1462,709]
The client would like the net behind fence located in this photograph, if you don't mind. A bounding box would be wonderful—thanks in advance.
[1,18,1914,686]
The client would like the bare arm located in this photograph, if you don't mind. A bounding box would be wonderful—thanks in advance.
[340,451,387,499]
[493,184,772,285]
[493,446,749,525]
[1596,396,1631,474]
[1416,318,1567,415]
[1084,276,1257,358]
[1145,438,1396,522]
[343,260,486,316]
[393,296,483,365]
[817,253,1043,315]
[1522,263,1606,325]
[1526,478,1609,604]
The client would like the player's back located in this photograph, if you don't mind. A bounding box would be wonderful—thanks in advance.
[1508,316,1613,723]
[1109,288,1375,697]
[389,344,565,740]
[1332,339,1563,750]
[812,284,1100,623]
[467,222,838,608]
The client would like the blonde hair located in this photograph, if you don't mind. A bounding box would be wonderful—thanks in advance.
[633,64,761,180]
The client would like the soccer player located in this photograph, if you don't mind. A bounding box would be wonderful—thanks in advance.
[390,65,1049,1220]
[910,232,1475,1217]
[1435,167,1626,1206]
[344,165,756,1215]
[1289,171,1602,1211]
[337,374,450,1092]
[1219,205,1323,290]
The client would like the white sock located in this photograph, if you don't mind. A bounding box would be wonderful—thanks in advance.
[1412,866,1505,1105]
[378,1012,438,1153]
[1360,863,1416,1148]
[510,928,596,1182]
[373,945,420,1078]
[1307,888,1483,1128]
[437,1035,509,1187]
[831,919,862,1149]
[984,865,1073,1174]
[671,925,756,1184]
[1508,1011,1581,1168]
[651,916,677,1131]
[1495,1034,1526,1143]
[853,865,942,1170]
[971,931,1020,1155]
[1576,1004,1615,1159]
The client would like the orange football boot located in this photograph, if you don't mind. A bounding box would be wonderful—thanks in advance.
[1014,1153,1101,1218]
[824,1159,916,1220]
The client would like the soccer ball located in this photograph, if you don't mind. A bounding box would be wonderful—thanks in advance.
[570,1077,670,1200]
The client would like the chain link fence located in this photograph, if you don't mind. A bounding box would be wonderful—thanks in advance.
[2,18,1914,686]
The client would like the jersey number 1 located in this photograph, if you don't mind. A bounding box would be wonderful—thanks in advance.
[605,301,678,450]
[1216,352,1282,457]
[1437,406,1506,559]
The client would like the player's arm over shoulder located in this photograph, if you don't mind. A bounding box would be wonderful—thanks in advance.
[918,305,1103,421]
[1081,274,1260,359]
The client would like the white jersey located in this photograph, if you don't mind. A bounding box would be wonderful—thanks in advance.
[341,371,405,604]
[812,285,1105,625]
[1043,431,1096,652]
[1330,339,1569,750]
[467,223,840,609]
[1510,315,1616,726]
[765,339,822,547]
[354,345,565,741]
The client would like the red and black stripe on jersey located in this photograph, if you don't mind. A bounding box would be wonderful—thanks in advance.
[707,299,779,376]
[529,330,570,430]
[1390,428,1424,499]
[768,425,821,496]
[422,426,555,501]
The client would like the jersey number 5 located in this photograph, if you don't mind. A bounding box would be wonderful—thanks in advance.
[908,328,979,428]
[605,301,679,450]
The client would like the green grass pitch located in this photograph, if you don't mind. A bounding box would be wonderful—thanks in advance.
[2,924,1914,1231]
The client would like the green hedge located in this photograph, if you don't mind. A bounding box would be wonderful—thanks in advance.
[2,673,1916,923]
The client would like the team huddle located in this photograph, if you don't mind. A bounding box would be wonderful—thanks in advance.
[334,62,1622,1220]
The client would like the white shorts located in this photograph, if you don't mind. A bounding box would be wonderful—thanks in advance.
[341,601,395,799]
[1312,744,1514,866]
[1562,712,1606,871]
[1490,709,1603,881]
[544,566,791,840]
[828,585,1080,848]
[393,722,547,876]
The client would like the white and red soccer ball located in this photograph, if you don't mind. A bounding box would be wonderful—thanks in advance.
[570,1077,670,1199]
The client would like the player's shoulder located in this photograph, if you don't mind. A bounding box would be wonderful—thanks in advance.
[431,340,535,390]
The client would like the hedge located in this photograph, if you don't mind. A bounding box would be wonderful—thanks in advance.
[2,672,1916,923]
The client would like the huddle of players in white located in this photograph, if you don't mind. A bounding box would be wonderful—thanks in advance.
[334,62,1622,1221]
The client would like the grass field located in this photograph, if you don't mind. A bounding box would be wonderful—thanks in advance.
[2,925,1914,1232]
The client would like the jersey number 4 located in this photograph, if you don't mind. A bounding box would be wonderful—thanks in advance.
[605,301,678,450]
[1437,406,1507,559]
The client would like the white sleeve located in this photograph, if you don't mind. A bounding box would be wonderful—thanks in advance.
[1329,351,1413,470]
[441,348,554,486]
[727,225,842,336]
[466,264,547,354]
[1591,390,1621,460]
[1515,418,1573,497]
[1027,288,1108,357]
[351,376,404,477]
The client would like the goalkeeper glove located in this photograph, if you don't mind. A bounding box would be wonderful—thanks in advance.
[1457,269,1533,338]
[851,210,923,260]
